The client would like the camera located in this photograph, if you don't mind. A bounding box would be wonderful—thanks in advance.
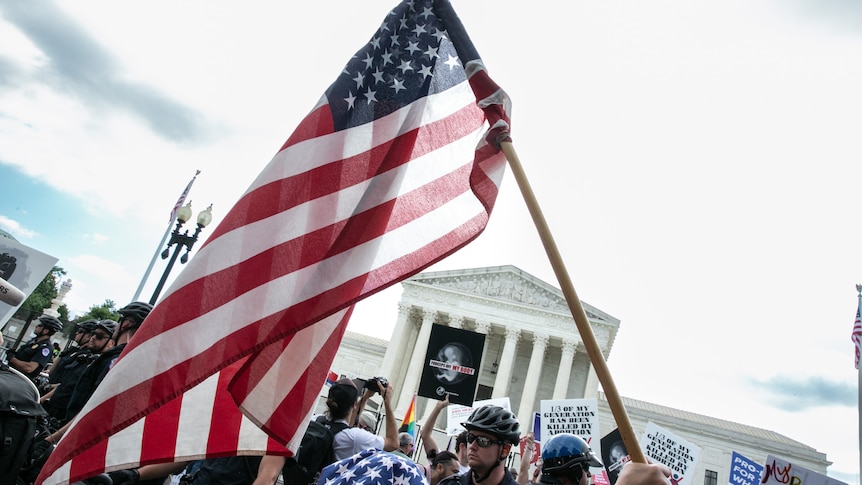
[363,376,389,393]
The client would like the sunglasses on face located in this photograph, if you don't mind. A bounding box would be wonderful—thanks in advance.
[466,432,503,448]
[91,333,111,341]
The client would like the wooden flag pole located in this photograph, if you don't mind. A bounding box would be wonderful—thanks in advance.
[500,141,646,464]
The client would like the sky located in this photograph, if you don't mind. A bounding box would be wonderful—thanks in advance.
[1,0,861,483]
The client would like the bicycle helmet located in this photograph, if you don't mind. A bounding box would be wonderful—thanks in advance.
[542,433,602,476]
[92,319,118,336]
[37,315,64,333]
[118,301,153,326]
[76,319,98,333]
[461,405,521,444]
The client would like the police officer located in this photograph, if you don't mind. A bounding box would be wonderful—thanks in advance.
[441,404,521,485]
[49,302,153,445]
[46,319,97,384]
[538,433,602,485]
[40,319,115,423]
[8,315,63,380]
[540,433,673,485]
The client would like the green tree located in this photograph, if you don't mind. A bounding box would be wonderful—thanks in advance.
[21,266,67,315]
[75,300,120,323]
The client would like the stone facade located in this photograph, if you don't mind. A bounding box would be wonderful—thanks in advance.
[324,264,830,483]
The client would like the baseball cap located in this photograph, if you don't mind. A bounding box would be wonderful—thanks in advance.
[329,378,359,411]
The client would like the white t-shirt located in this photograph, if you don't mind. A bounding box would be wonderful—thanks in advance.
[333,425,385,461]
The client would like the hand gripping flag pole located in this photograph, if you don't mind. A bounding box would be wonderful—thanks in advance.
[500,141,647,464]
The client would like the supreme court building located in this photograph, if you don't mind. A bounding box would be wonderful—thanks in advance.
[326,265,832,483]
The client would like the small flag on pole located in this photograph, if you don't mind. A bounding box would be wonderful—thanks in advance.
[402,394,417,439]
[326,371,339,386]
[853,285,862,369]
[169,170,199,222]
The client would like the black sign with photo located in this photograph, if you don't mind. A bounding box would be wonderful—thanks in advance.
[600,428,631,485]
[417,323,485,406]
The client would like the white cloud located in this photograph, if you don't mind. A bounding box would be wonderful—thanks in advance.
[0,214,38,239]
[82,233,109,244]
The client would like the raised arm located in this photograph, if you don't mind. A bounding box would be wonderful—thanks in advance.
[381,381,398,452]
[517,432,535,485]
[420,393,450,457]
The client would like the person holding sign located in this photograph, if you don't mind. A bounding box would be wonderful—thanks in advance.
[439,404,521,485]
[540,433,672,485]
[616,463,673,485]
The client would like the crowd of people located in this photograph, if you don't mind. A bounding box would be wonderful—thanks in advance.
[1,304,673,485]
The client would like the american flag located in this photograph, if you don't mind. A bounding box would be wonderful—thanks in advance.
[853,291,862,369]
[319,449,427,485]
[37,0,509,483]
[169,170,198,222]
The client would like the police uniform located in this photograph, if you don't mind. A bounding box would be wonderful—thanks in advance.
[440,469,519,485]
[65,343,125,420]
[43,348,95,421]
[12,337,54,379]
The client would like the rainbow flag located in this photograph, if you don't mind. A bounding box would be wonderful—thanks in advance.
[401,394,416,438]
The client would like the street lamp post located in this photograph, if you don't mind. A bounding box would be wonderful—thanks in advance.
[149,203,213,305]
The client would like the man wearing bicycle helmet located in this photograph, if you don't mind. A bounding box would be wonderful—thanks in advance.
[9,315,63,380]
[49,302,152,444]
[441,404,521,485]
[40,320,112,422]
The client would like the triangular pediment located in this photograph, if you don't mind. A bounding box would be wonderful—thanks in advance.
[404,265,616,324]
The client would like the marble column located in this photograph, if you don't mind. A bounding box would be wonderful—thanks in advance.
[398,308,437,413]
[381,303,414,392]
[491,326,520,399]
[517,333,548,426]
[474,319,492,373]
[552,338,578,399]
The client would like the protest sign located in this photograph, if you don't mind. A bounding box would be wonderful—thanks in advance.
[601,428,630,485]
[641,422,700,485]
[0,238,58,328]
[540,398,599,446]
[446,397,511,436]
[761,455,847,485]
[418,324,485,406]
[729,451,763,485]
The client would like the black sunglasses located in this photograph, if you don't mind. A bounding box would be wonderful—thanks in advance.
[466,432,503,448]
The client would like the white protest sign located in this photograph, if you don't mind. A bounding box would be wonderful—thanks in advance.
[446,397,511,436]
[761,455,847,485]
[540,398,599,447]
[641,422,700,485]
[0,238,58,327]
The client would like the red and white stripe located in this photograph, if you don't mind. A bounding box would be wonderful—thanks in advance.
[39,34,509,485]
[853,304,862,369]
[168,173,197,223]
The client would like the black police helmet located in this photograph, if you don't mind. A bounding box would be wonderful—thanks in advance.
[117,301,153,327]
[93,319,118,336]
[541,433,603,476]
[37,315,64,333]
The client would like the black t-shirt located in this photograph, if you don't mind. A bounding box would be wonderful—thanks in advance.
[192,456,263,485]
[440,468,519,485]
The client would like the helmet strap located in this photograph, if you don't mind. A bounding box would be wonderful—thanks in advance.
[471,443,510,483]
